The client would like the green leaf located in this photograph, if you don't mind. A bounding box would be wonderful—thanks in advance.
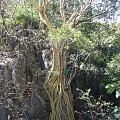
[116,89,120,98]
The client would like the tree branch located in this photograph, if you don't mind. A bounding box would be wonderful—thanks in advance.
[67,0,92,26]
[0,0,8,32]
[75,10,109,27]
[30,0,55,31]
[60,0,66,24]
[42,0,50,9]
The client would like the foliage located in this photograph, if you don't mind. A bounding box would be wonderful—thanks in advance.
[73,30,94,51]
[49,26,73,40]
[14,3,39,28]
[113,106,120,119]
[75,89,115,120]
[49,26,93,50]
[68,22,120,102]
[105,54,120,94]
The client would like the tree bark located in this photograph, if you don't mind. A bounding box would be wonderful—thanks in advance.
[44,40,75,120]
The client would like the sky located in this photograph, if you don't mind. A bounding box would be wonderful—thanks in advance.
[117,16,120,23]
[93,0,120,23]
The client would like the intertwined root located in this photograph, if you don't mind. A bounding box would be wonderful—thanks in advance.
[44,75,75,120]
[44,42,75,120]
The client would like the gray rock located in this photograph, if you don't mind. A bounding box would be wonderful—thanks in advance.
[0,105,8,120]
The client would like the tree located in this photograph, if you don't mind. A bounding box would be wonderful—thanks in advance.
[29,0,119,120]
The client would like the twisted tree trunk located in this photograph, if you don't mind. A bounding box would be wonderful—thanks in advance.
[30,1,75,119]
[44,40,75,120]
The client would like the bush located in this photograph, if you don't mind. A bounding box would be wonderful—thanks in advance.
[75,89,115,120]
[105,54,120,94]
[14,3,39,28]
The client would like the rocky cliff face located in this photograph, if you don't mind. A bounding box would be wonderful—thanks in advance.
[0,46,50,120]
